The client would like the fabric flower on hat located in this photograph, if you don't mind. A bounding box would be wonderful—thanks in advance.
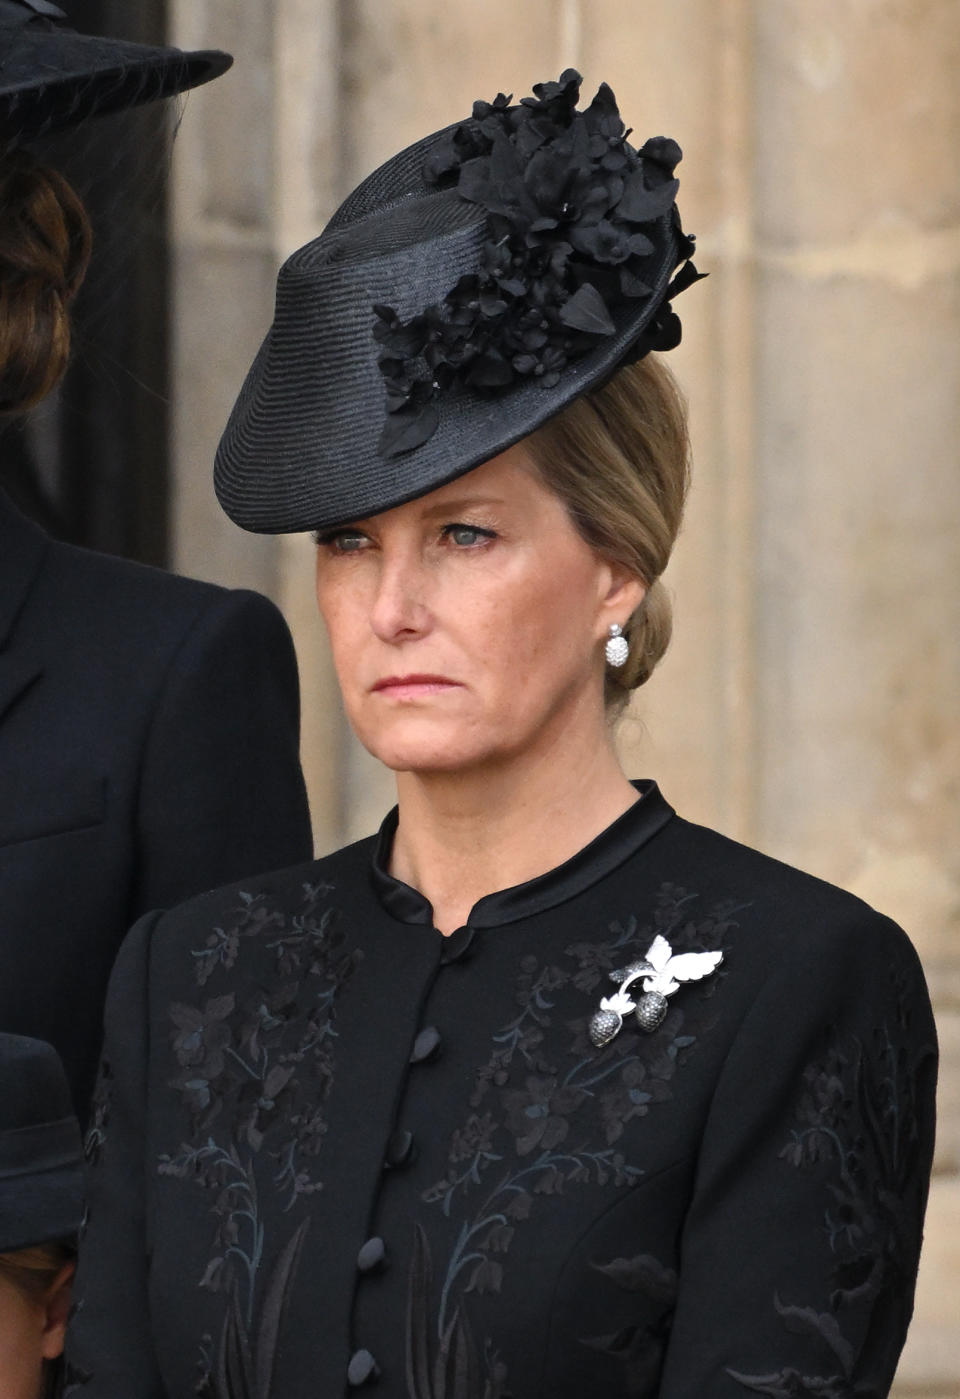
[374,70,701,458]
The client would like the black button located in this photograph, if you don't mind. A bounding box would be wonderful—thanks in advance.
[440,925,476,964]
[410,1025,442,1063]
[347,1348,379,1386]
[357,1236,387,1273]
[383,1128,416,1169]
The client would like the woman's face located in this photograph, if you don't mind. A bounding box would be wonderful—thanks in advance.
[0,1271,41,1399]
[315,446,644,775]
[0,1265,69,1399]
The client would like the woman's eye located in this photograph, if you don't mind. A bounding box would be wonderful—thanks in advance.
[444,524,495,548]
[320,530,369,553]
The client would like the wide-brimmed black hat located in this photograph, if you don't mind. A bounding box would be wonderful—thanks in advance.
[215,70,703,535]
[0,1033,83,1252]
[0,0,232,139]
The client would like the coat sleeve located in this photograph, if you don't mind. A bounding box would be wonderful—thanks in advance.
[132,587,313,913]
[65,911,166,1397]
[657,912,938,1399]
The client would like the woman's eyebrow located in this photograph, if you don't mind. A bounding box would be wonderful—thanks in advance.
[418,496,507,519]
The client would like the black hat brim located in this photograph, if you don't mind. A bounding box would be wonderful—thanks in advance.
[0,1037,84,1251]
[0,30,232,137]
[0,1166,83,1251]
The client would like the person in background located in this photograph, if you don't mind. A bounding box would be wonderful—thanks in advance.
[0,0,314,1117]
[0,1033,84,1399]
[67,72,936,1397]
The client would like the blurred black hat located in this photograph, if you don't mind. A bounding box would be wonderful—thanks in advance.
[0,0,232,139]
[215,70,702,535]
[0,1033,83,1252]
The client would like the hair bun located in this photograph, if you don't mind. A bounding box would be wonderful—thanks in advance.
[0,151,91,414]
[618,576,673,693]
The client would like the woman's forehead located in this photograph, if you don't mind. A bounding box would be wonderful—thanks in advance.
[348,447,548,528]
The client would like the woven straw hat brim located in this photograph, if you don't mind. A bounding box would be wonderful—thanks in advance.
[0,30,232,134]
[215,159,681,535]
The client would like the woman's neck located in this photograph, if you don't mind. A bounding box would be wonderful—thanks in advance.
[389,734,639,935]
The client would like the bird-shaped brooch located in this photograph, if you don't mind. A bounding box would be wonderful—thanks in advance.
[588,934,724,1047]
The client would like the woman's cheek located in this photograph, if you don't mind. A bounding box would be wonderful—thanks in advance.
[0,1283,43,1399]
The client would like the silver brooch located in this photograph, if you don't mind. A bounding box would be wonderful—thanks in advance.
[588,934,724,1047]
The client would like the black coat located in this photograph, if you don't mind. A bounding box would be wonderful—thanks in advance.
[0,490,313,1115]
[67,784,937,1399]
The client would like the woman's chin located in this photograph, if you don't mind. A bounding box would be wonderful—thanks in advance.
[355,721,500,776]
[364,743,484,776]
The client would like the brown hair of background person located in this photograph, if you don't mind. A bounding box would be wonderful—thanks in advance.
[0,149,90,412]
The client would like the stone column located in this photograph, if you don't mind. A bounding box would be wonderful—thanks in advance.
[167,0,348,851]
[167,0,280,598]
[746,4,960,1391]
[580,0,762,841]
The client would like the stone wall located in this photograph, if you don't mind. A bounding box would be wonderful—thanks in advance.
[166,2,960,1389]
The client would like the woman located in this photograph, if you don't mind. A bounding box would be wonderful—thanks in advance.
[0,1033,84,1399]
[0,0,313,1116]
[68,72,937,1397]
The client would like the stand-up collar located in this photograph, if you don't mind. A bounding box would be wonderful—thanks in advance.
[371,780,675,929]
[0,488,49,649]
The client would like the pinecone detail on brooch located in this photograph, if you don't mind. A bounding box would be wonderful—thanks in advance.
[588,1006,624,1048]
[634,991,669,1032]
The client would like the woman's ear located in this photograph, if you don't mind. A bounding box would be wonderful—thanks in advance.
[600,561,647,621]
[39,1261,74,1362]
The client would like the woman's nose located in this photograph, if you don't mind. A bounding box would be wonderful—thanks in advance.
[368,554,431,643]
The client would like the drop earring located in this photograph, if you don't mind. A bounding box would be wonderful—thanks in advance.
[605,623,629,668]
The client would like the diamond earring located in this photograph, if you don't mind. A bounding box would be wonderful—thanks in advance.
[605,623,629,668]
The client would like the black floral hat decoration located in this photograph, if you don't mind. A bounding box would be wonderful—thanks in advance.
[215,70,704,535]
[0,1033,83,1251]
[0,0,232,139]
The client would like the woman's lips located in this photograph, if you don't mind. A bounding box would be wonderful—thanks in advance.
[371,674,462,697]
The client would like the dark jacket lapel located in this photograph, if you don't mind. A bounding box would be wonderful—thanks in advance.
[0,488,50,723]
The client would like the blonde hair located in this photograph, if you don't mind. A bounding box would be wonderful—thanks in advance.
[526,354,690,712]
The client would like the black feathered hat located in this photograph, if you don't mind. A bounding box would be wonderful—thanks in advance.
[0,1033,83,1252]
[0,0,232,138]
[215,70,704,535]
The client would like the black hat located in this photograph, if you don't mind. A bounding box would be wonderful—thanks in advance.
[0,1033,83,1252]
[0,0,232,139]
[215,70,704,536]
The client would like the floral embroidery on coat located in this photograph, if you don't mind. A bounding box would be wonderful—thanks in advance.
[727,959,937,1398]
[157,881,361,1397]
[580,1251,679,1399]
[410,883,744,1397]
[406,1225,512,1399]
[83,1056,113,1169]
